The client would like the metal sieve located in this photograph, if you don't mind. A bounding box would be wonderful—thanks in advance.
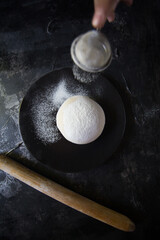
[71,30,112,73]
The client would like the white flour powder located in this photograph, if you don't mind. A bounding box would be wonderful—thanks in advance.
[52,80,72,108]
[72,64,100,84]
[31,80,88,144]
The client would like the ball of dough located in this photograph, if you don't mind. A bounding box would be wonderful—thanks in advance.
[56,95,105,144]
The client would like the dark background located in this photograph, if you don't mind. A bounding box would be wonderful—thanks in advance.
[0,0,160,239]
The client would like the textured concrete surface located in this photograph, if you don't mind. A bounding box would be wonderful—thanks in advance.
[0,0,160,239]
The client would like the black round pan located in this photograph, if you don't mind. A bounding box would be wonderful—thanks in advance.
[19,68,126,172]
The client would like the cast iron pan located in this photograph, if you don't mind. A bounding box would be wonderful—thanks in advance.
[19,68,126,172]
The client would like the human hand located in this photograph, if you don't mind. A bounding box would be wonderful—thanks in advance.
[92,0,133,29]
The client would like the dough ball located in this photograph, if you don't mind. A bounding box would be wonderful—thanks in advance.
[56,95,105,144]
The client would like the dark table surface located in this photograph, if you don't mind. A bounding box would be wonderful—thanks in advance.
[0,0,160,239]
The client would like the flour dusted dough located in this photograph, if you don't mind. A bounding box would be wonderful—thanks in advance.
[56,96,105,144]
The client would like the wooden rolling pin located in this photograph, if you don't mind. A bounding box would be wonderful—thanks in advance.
[0,154,135,232]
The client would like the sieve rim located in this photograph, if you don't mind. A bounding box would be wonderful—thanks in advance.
[71,30,112,73]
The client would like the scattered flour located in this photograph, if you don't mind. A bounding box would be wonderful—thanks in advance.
[72,64,100,84]
[31,79,88,144]
[0,173,22,198]
[31,92,60,144]
[52,80,72,108]
[4,94,19,109]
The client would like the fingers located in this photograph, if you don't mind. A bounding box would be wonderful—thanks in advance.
[92,0,120,29]
[92,0,133,29]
